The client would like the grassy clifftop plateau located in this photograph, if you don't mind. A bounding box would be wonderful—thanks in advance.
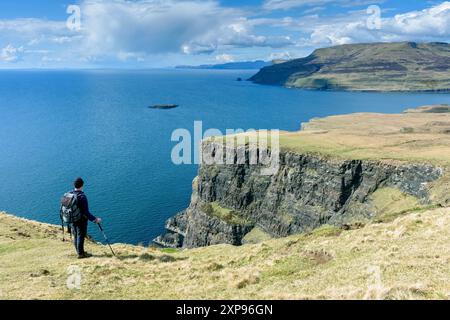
[1,206,450,300]
[276,103,450,167]
[219,104,450,167]
[250,42,450,92]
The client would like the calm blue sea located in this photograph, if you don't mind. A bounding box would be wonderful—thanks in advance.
[0,69,449,245]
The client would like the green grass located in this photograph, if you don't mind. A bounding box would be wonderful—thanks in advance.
[370,188,421,217]
[201,202,250,225]
[374,205,440,224]
[159,248,179,254]
[262,255,315,279]
[305,224,343,238]
[242,227,273,244]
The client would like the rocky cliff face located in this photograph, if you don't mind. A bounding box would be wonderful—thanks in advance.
[155,141,443,248]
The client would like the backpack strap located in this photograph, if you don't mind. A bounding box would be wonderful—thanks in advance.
[59,204,65,242]
[71,191,79,208]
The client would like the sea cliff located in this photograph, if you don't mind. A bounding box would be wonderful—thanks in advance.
[156,106,450,248]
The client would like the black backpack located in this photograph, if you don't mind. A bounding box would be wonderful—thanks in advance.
[60,191,82,226]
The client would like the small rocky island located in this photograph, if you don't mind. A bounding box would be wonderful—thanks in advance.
[148,104,179,110]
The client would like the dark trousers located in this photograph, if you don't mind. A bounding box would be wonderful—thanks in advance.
[72,218,88,256]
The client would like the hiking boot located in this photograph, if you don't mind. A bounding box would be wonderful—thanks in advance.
[77,252,93,259]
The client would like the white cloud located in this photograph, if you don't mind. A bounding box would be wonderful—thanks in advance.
[305,1,450,46]
[0,44,24,62]
[0,18,82,66]
[0,18,71,45]
[215,53,235,63]
[117,51,146,62]
[41,55,62,63]
[387,2,450,37]
[81,0,291,57]
[269,51,293,60]
[302,6,326,14]
[81,0,295,57]
[81,0,231,56]
[0,0,295,66]
[264,0,384,11]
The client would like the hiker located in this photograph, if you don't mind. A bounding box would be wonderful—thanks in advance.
[71,177,102,259]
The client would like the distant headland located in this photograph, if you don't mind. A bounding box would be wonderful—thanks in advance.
[250,42,450,92]
[176,60,272,70]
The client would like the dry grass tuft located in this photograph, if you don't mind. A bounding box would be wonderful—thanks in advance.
[302,249,333,265]
[233,272,261,289]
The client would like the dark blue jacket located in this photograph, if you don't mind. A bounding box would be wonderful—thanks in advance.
[73,190,97,222]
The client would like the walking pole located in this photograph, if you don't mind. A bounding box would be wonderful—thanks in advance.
[98,223,116,257]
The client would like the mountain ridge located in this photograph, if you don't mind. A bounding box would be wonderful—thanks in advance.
[176,60,272,70]
[249,42,450,92]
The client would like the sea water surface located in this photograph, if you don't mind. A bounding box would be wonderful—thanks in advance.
[0,69,449,245]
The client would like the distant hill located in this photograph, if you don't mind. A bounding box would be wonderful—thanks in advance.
[176,60,272,70]
[250,42,450,92]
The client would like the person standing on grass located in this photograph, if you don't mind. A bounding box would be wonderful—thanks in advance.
[72,177,102,259]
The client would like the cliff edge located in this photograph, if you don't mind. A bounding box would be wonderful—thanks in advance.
[156,105,450,248]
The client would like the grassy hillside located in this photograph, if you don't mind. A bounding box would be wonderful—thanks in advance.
[250,42,450,92]
[1,205,450,300]
[281,107,450,166]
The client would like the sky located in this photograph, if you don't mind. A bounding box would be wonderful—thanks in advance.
[0,0,448,68]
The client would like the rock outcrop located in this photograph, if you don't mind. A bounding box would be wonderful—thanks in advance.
[157,143,443,248]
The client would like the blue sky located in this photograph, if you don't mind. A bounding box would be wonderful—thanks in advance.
[0,0,448,68]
